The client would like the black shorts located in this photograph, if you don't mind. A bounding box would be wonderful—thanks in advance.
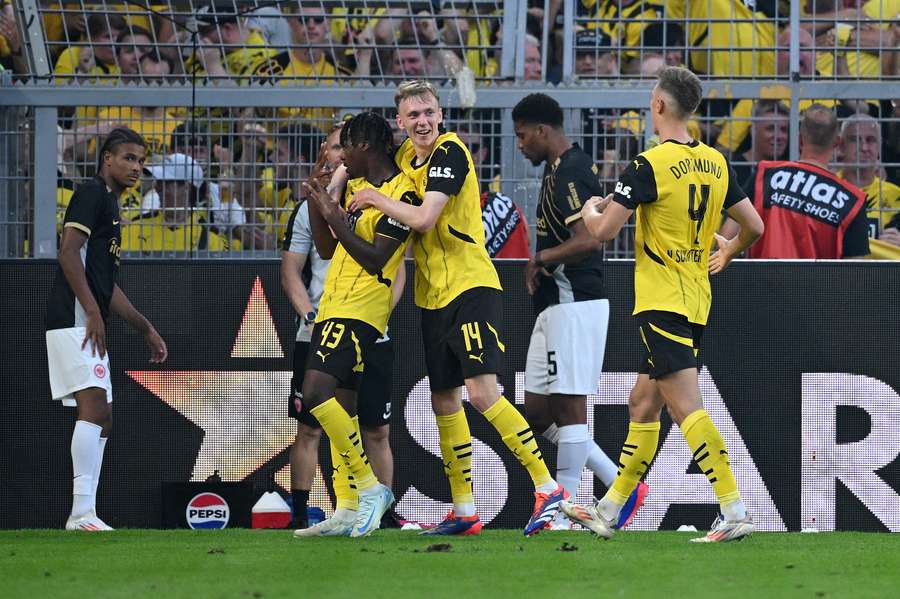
[421,287,504,392]
[635,310,704,380]
[291,319,393,427]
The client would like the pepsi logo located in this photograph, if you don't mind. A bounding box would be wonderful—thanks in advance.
[186,492,230,529]
[93,364,107,379]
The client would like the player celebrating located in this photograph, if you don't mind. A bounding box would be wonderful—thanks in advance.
[298,112,416,537]
[512,93,648,530]
[560,66,764,542]
[45,127,167,531]
[348,80,565,536]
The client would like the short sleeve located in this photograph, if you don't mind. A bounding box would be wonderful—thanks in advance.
[723,160,747,209]
[842,205,870,258]
[425,142,470,196]
[553,161,601,226]
[63,184,104,237]
[375,190,417,242]
[284,202,313,254]
[612,155,657,209]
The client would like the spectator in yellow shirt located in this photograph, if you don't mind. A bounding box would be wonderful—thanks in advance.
[838,114,900,238]
[123,153,238,253]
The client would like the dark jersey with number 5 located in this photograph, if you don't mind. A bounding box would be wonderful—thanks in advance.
[612,139,745,325]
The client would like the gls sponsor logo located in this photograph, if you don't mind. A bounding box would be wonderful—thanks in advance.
[388,216,409,231]
[614,181,632,199]
[395,369,900,532]
[428,166,454,179]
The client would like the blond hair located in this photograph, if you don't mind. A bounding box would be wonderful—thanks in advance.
[394,79,440,108]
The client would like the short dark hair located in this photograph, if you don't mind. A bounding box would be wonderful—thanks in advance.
[512,93,564,128]
[87,14,126,39]
[340,111,395,156]
[800,103,839,150]
[656,66,702,119]
[116,25,153,47]
[97,127,146,171]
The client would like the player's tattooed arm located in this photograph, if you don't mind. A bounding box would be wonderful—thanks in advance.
[110,285,167,363]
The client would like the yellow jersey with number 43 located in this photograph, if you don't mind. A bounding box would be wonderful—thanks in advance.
[317,171,418,334]
[395,132,501,309]
[612,139,746,325]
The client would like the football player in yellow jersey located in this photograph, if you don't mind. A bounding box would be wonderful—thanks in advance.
[347,80,565,536]
[292,112,415,538]
[560,67,765,543]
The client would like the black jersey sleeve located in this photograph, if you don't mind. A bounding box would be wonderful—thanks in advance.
[424,142,470,196]
[842,204,871,257]
[374,191,417,242]
[62,184,104,236]
[612,155,657,209]
[553,160,602,225]
[723,159,747,209]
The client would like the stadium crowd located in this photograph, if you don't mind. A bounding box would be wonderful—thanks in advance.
[0,0,898,255]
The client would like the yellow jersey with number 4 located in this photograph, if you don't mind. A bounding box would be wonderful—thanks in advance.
[612,140,746,324]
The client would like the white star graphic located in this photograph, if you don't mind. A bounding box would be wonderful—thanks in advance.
[128,277,294,482]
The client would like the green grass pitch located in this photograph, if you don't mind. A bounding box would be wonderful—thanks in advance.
[2,530,898,598]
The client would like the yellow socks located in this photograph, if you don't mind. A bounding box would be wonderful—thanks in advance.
[483,396,554,490]
[311,398,377,492]
[436,408,475,508]
[609,420,661,505]
[329,416,361,511]
[681,409,741,507]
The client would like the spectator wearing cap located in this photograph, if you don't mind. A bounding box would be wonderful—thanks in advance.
[123,153,239,253]
[167,122,248,232]
[574,30,618,78]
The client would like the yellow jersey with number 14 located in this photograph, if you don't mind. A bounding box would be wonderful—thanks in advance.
[396,132,501,309]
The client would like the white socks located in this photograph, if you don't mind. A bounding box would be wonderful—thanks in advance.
[71,421,101,518]
[543,423,618,488]
[454,502,476,518]
[555,424,591,501]
[93,437,108,497]
[722,499,748,521]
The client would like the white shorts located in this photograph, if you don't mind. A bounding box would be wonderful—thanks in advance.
[46,327,113,407]
[525,299,609,396]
